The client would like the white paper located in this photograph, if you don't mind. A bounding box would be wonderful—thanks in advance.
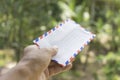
[33,19,95,66]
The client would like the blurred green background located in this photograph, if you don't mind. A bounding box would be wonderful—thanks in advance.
[0,0,120,80]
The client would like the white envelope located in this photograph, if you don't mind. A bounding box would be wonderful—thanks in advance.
[33,19,95,66]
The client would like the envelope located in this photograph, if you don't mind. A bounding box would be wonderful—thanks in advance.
[33,19,95,66]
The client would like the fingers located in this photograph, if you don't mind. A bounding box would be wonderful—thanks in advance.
[51,46,58,56]
[44,46,58,57]
[48,62,72,76]
[23,45,38,56]
[23,45,58,56]
[63,63,72,71]
[24,45,38,51]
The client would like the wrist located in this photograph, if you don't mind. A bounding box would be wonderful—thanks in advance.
[0,63,32,80]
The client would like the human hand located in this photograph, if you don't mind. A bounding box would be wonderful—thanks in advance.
[0,45,72,80]
[19,45,72,80]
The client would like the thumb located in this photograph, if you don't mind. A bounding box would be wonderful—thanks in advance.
[47,46,58,57]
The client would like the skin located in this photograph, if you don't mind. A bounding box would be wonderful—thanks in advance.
[0,45,72,80]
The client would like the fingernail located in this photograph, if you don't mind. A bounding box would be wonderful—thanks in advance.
[51,46,58,56]
[52,45,58,50]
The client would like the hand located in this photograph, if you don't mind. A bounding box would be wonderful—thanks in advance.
[0,45,72,80]
[21,45,72,80]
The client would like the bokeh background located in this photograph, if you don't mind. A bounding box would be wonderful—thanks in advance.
[0,0,120,80]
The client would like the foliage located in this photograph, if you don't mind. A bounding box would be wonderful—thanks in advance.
[0,0,120,80]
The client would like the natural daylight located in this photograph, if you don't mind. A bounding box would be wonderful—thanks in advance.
[0,0,120,80]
